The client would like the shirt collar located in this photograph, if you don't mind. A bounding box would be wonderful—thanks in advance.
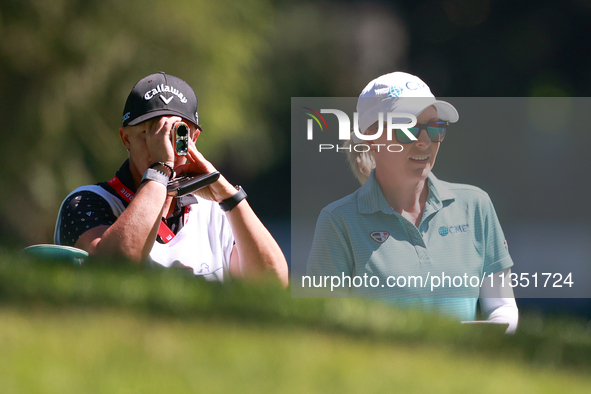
[425,172,456,211]
[115,159,136,193]
[357,170,455,214]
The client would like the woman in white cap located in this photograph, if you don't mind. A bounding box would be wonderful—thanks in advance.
[306,72,518,333]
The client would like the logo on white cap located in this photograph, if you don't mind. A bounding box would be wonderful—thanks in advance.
[405,81,426,91]
[388,86,403,97]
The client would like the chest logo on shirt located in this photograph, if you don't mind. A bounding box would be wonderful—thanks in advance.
[370,231,390,243]
[438,224,469,236]
[197,263,210,274]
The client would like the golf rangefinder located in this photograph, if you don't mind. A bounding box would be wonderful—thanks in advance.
[172,121,189,157]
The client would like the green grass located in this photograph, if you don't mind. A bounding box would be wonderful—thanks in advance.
[1,249,591,393]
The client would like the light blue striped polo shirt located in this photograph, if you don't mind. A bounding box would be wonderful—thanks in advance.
[306,170,514,320]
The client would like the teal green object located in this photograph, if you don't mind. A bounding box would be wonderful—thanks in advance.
[22,244,88,265]
[306,170,514,321]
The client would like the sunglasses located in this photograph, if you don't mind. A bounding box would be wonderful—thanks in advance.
[395,121,449,144]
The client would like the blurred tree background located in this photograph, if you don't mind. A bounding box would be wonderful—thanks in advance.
[0,0,278,245]
[1,0,591,248]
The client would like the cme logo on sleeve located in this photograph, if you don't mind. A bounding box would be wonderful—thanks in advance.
[438,224,469,237]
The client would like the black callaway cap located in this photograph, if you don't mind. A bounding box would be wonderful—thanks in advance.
[122,72,200,128]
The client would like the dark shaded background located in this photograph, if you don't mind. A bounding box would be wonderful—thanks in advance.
[291,98,591,301]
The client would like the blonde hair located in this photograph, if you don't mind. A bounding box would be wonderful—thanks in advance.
[344,121,379,184]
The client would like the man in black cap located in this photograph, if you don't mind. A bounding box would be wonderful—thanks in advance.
[54,72,288,286]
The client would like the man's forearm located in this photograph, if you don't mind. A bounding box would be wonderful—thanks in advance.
[76,181,167,262]
[226,199,289,287]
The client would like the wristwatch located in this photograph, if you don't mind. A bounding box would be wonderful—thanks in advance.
[141,162,175,187]
[149,162,175,178]
[219,186,247,212]
[141,168,170,186]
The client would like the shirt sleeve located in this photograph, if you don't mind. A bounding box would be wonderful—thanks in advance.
[306,209,355,278]
[480,268,519,334]
[57,191,117,246]
[482,195,514,275]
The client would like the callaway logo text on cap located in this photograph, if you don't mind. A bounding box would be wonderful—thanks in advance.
[122,72,200,128]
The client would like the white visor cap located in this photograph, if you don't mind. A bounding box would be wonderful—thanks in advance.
[356,72,459,136]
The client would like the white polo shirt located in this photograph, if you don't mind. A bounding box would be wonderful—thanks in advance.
[55,184,235,282]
